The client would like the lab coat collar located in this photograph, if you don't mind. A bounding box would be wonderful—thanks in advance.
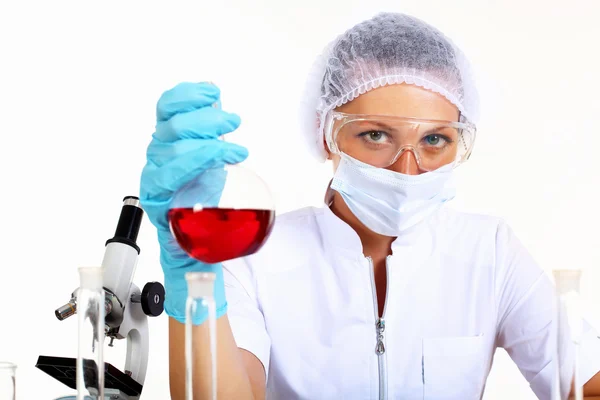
[321,188,364,258]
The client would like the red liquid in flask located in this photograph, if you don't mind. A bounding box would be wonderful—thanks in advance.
[168,207,275,264]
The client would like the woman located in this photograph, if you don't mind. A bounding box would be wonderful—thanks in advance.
[140,12,600,399]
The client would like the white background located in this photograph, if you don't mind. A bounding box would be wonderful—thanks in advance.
[1,0,599,399]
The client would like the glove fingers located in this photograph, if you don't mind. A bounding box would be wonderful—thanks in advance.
[142,144,222,200]
[146,138,210,167]
[141,141,249,199]
[146,138,249,169]
[156,82,220,122]
[219,141,249,164]
[154,107,241,143]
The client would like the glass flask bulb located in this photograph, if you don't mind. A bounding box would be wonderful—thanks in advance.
[169,163,275,264]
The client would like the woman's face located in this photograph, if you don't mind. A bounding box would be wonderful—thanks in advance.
[327,84,460,175]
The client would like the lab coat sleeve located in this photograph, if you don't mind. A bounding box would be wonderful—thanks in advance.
[222,257,272,378]
[494,220,558,399]
[494,221,600,398]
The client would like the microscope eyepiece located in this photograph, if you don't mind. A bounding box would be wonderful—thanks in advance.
[105,195,144,254]
[123,196,140,207]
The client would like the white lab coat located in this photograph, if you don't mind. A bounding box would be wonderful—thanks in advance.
[223,199,600,399]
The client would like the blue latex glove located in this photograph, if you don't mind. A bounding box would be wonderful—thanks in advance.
[139,82,248,324]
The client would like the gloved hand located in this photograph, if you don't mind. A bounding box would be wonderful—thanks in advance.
[139,82,248,324]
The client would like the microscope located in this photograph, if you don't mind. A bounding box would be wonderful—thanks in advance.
[36,196,165,400]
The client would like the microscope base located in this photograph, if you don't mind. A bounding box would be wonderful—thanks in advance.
[54,388,136,399]
[36,355,142,399]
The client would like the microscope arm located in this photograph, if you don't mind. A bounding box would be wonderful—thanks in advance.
[119,284,149,386]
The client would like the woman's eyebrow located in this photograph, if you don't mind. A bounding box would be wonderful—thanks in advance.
[355,120,398,132]
[421,124,459,138]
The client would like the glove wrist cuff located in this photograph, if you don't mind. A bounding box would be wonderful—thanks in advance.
[165,301,228,325]
[162,265,227,325]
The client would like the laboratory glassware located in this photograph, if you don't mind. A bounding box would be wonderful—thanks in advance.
[0,362,16,400]
[76,267,105,400]
[553,269,584,400]
[169,162,275,264]
[185,272,217,400]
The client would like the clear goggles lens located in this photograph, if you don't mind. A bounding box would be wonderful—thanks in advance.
[326,112,476,171]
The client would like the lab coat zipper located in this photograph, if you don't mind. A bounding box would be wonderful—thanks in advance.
[368,256,389,400]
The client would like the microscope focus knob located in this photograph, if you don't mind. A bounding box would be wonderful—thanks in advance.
[135,282,165,317]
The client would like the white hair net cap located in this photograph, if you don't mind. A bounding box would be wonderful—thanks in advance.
[299,12,480,162]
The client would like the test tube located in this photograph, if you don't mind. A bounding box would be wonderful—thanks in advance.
[553,269,584,400]
[76,267,105,400]
[185,272,217,400]
[0,362,16,400]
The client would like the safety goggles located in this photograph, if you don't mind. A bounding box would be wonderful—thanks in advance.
[324,111,477,171]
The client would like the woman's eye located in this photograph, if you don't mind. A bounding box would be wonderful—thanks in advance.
[425,134,441,145]
[424,134,450,147]
[363,131,385,142]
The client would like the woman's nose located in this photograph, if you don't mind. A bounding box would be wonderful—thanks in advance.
[389,149,420,175]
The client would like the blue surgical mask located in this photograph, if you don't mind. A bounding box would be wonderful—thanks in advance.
[330,154,456,236]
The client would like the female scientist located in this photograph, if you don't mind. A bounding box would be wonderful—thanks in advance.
[139,12,600,399]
